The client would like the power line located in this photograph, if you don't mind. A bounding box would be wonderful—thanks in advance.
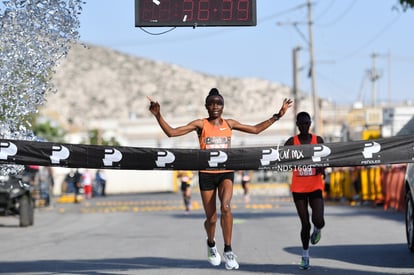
[338,13,401,60]
[313,0,335,23]
[392,55,414,63]
[261,3,308,22]
[315,0,357,27]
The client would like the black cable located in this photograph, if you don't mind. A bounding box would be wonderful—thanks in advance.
[139,27,176,35]
[315,0,357,27]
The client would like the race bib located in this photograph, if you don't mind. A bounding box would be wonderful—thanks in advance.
[296,166,316,177]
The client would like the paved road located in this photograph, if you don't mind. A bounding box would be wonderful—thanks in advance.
[1,190,413,275]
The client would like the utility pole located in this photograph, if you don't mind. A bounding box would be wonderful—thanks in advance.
[370,52,380,107]
[307,0,319,133]
[387,50,391,105]
[276,1,319,132]
[293,46,301,135]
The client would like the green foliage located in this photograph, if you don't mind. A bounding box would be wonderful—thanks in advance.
[33,120,65,142]
[399,0,414,11]
[87,128,121,146]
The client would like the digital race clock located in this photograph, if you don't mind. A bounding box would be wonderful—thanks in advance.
[135,0,257,27]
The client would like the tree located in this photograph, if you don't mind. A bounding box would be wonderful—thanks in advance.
[87,129,120,146]
[399,0,414,10]
[33,121,65,143]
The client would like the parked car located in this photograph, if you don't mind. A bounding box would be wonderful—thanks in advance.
[405,163,414,252]
[0,172,35,227]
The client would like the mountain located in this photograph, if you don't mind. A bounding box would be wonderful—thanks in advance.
[40,43,414,146]
[43,43,304,131]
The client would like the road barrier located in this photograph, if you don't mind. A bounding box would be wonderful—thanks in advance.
[329,164,406,211]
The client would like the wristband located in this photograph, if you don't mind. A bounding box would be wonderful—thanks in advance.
[273,113,281,121]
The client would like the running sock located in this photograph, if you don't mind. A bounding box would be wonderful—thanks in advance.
[207,240,216,247]
[224,244,232,252]
[302,249,309,258]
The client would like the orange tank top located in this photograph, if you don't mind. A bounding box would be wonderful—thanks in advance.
[199,118,233,173]
[291,134,324,193]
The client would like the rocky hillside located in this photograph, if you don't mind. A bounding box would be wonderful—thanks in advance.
[43,43,312,130]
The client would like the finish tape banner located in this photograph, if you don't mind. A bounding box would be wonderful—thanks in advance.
[0,135,414,171]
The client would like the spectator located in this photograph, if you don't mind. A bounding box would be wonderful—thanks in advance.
[81,169,93,200]
[95,170,107,197]
[64,169,81,203]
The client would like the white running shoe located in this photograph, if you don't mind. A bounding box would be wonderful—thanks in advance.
[223,251,239,270]
[207,245,221,266]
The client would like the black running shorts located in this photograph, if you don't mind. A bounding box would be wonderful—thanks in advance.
[292,189,323,201]
[198,172,234,191]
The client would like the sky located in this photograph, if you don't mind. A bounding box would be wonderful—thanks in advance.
[78,0,414,106]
